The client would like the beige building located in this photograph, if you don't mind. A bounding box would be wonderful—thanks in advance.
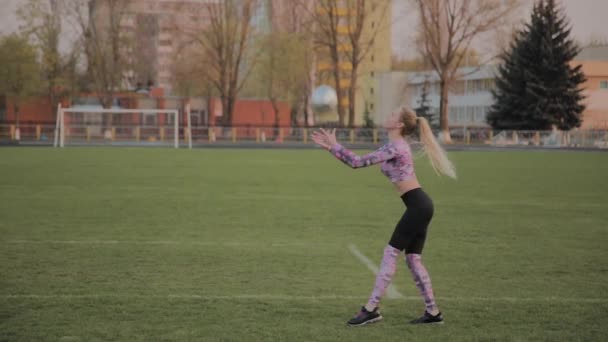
[572,46,608,129]
[250,0,392,126]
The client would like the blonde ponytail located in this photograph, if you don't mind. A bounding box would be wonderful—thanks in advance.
[417,117,457,179]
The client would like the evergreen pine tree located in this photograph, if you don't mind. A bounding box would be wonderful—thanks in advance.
[488,0,585,130]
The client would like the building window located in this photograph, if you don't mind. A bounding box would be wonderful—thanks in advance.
[370,103,374,110]
[474,107,488,123]
[466,107,474,118]
[371,55,375,62]
[474,80,483,93]
[370,71,375,77]
[370,87,374,95]
[452,81,465,95]
[457,107,467,123]
[432,83,440,94]
[601,80,608,89]
[449,107,457,123]
[483,79,495,91]
[371,21,375,28]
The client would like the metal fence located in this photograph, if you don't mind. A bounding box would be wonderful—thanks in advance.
[1,123,607,149]
[490,129,608,148]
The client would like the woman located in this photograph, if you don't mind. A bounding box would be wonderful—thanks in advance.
[311,107,456,326]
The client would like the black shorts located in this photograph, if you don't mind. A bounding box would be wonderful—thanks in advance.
[388,188,434,254]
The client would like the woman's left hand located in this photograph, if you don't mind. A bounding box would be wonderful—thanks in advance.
[311,128,338,150]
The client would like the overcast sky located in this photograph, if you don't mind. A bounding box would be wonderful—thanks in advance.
[1,0,607,58]
[392,0,608,58]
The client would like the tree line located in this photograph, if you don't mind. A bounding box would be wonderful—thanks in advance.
[0,0,593,139]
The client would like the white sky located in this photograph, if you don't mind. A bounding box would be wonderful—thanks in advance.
[393,0,608,58]
[2,0,607,58]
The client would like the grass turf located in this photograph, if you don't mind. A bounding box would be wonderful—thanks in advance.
[1,147,607,341]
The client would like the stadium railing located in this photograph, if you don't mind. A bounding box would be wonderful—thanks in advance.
[1,123,607,149]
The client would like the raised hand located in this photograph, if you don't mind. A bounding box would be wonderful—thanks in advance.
[311,128,338,150]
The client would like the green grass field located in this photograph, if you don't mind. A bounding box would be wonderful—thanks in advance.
[1,147,607,341]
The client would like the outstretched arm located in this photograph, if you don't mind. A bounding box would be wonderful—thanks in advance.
[329,143,397,169]
[311,128,397,169]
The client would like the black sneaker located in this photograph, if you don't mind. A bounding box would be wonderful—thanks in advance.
[410,311,444,324]
[347,306,383,326]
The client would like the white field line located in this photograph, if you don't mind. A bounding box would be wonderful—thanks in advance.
[348,244,403,299]
[3,240,322,247]
[2,294,606,303]
[3,241,606,304]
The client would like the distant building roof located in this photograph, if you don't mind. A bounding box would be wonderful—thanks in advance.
[406,65,499,84]
[576,46,608,61]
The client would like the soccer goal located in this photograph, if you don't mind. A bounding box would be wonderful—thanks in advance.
[53,105,192,148]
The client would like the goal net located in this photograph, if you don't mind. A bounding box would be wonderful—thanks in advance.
[53,106,192,148]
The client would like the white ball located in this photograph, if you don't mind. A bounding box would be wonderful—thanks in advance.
[312,85,338,113]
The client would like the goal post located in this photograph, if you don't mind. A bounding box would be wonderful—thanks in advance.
[53,106,192,149]
[185,102,193,150]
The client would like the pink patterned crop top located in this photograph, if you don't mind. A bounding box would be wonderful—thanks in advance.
[329,139,415,183]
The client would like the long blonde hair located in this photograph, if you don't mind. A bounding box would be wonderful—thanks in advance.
[399,107,457,179]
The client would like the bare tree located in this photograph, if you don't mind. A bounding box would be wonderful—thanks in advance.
[391,55,431,71]
[172,45,210,98]
[191,0,256,126]
[300,44,317,127]
[258,33,284,129]
[343,0,389,127]
[413,0,521,142]
[0,35,41,139]
[171,44,217,120]
[251,31,310,130]
[306,0,348,126]
[285,0,317,127]
[296,0,390,127]
[246,1,315,129]
[17,0,64,112]
[66,0,132,111]
[62,46,87,101]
